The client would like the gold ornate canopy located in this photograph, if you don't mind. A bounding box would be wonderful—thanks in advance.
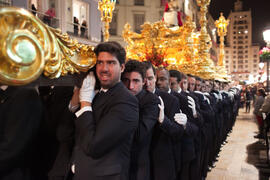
[0,7,96,86]
[123,0,219,80]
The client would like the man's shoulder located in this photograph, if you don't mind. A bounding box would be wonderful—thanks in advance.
[111,82,138,102]
[138,90,159,104]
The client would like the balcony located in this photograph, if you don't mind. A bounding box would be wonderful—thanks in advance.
[29,8,60,29]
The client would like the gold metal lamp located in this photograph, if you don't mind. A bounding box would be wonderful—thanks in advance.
[215,12,230,81]
[98,0,116,42]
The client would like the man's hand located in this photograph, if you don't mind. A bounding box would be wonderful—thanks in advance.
[79,72,96,104]
[174,110,187,127]
[158,96,165,123]
[188,96,197,118]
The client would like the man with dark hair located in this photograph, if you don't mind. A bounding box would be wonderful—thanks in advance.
[72,41,139,180]
[122,60,159,180]
[169,70,182,92]
[195,76,202,91]
[142,61,187,180]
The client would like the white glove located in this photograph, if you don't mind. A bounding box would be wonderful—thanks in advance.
[71,164,75,174]
[158,96,165,123]
[79,72,96,103]
[174,110,187,126]
[188,96,197,117]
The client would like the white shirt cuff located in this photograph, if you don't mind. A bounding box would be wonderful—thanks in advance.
[75,106,92,117]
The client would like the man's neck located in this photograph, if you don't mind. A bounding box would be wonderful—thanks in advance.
[0,85,8,91]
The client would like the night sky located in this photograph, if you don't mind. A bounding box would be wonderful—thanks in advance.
[209,0,270,48]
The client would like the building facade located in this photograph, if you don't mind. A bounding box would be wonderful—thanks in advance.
[5,0,102,45]
[223,0,260,82]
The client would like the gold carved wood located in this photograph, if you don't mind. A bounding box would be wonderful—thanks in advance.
[0,7,96,85]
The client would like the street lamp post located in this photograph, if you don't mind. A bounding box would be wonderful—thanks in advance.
[98,0,116,42]
[263,29,270,92]
[215,12,229,67]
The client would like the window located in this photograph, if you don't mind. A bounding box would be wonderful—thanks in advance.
[239,65,243,69]
[226,50,229,53]
[253,64,257,68]
[254,55,257,58]
[245,55,248,58]
[245,45,248,48]
[234,51,236,53]
[245,60,248,63]
[246,75,249,78]
[0,0,11,6]
[233,56,236,58]
[238,60,243,64]
[134,13,145,33]
[226,56,229,59]
[245,65,248,68]
[254,60,257,63]
[134,0,144,5]
[226,60,229,63]
[238,26,244,30]
[245,50,248,53]
[226,65,229,68]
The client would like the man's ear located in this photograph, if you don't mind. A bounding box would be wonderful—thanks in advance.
[143,78,146,85]
[120,64,125,73]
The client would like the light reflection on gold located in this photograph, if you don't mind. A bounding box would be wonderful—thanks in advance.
[0,7,96,85]
[98,0,116,42]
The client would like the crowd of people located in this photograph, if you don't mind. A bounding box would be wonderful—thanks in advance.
[0,41,241,180]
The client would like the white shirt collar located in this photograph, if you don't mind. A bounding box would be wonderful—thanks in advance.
[178,88,182,93]
[100,88,108,92]
[168,88,171,94]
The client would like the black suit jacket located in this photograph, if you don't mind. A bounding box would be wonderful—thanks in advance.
[73,82,139,180]
[171,91,199,162]
[151,89,184,180]
[0,86,43,180]
[130,90,159,180]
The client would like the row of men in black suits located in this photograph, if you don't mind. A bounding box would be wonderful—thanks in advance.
[0,41,241,180]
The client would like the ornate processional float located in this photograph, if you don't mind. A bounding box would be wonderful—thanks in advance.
[0,7,96,86]
[123,0,230,81]
[0,0,230,86]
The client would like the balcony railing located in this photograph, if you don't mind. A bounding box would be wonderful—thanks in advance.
[66,21,89,39]
[28,8,60,29]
